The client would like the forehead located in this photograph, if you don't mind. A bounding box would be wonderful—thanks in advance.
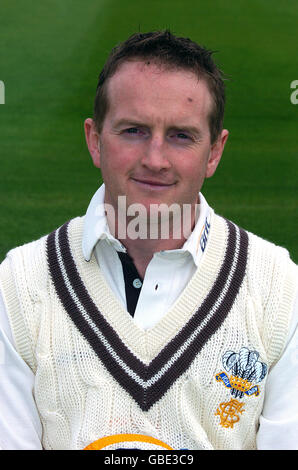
[105,60,213,125]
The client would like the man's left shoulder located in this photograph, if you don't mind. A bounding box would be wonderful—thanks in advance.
[246,226,295,267]
[225,218,298,284]
[214,213,297,277]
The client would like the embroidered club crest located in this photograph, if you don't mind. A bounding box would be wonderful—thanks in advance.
[215,399,245,429]
[215,347,267,399]
[215,347,267,429]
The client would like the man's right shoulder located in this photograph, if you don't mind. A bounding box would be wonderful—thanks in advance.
[0,216,84,278]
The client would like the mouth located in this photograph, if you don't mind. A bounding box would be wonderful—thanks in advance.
[131,178,176,191]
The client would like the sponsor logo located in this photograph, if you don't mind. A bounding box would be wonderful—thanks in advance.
[199,215,211,252]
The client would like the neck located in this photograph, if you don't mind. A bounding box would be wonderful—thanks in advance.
[124,237,189,279]
[106,203,199,279]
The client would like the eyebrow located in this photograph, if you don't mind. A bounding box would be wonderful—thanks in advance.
[113,119,146,129]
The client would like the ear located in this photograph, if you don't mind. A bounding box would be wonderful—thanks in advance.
[205,129,229,178]
[84,118,101,168]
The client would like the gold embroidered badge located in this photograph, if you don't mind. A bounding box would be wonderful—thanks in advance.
[215,347,267,399]
[214,347,268,429]
[215,399,245,429]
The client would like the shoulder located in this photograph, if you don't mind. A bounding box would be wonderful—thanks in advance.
[213,212,296,273]
[213,212,297,312]
[244,224,297,285]
[213,213,297,364]
[6,216,84,256]
[0,216,85,288]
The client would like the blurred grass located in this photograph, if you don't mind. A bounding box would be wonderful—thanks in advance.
[0,0,297,261]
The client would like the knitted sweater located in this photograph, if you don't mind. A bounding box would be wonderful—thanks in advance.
[0,212,296,450]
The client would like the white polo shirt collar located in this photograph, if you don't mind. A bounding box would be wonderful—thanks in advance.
[82,184,211,268]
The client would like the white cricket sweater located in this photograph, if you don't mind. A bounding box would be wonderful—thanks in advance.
[0,212,296,450]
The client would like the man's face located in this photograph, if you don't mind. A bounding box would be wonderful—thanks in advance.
[85,60,228,219]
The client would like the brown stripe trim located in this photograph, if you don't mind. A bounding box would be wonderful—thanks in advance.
[46,217,248,411]
[148,218,237,376]
[51,222,146,377]
[144,223,248,409]
[46,224,147,406]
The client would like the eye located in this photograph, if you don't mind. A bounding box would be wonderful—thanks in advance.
[170,131,193,142]
[125,127,139,134]
[123,127,147,136]
[176,132,190,140]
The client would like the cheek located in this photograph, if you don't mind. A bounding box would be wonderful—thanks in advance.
[175,155,209,196]
[177,159,206,183]
[100,140,138,175]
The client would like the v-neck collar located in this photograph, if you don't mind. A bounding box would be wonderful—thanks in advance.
[47,213,248,411]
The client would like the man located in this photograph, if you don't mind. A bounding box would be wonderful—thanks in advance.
[0,31,297,450]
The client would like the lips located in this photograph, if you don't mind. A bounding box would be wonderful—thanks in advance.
[131,177,176,188]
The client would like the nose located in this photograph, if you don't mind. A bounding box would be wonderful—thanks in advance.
[141,136,171,172]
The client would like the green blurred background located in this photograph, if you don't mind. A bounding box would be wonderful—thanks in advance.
[0,0,297,261]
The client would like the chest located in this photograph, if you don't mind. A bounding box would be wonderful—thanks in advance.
[33,289,268,450]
